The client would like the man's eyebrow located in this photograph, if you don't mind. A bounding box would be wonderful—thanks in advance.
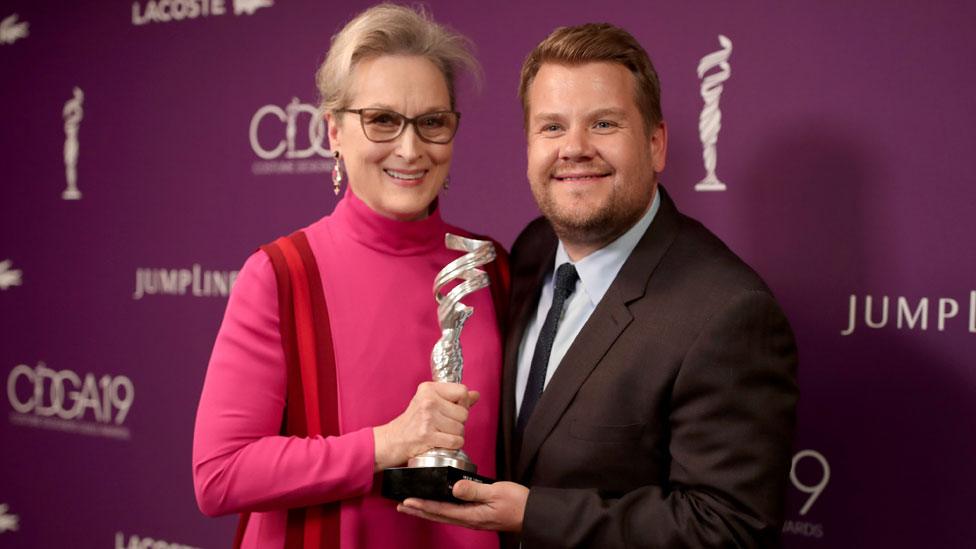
[589,108,627,119]
[531,108,627,121]
[531,112,564,121]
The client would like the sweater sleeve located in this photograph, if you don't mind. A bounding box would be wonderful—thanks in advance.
[192,251,376,517]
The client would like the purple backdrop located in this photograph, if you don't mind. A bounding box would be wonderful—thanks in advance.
[2,1,974,547]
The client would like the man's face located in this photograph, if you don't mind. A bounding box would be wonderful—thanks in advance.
[525,62,666,250]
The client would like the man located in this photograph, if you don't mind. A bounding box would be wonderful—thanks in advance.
[399,23,798,547]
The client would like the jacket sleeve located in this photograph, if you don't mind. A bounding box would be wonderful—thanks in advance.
[192,251,375,517]
[520,289,799,548]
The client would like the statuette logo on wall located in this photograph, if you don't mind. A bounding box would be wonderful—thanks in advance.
[695,35,733,192]
[0,260,22,290]
[63,87,84,200]
[0,14,28,44]
[115,531,201,549]
[132,0,273,26]
[133,264,239,300]
[0,504,18,534]
[249,98,333,176]
[6,362,135,440]
[841,292,976,335]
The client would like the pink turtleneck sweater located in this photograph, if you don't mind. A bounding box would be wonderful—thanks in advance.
[193,191,501,548]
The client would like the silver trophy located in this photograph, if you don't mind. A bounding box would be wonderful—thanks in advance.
[62,87,84,200]
[382,233,496,500]
[695,35,733,192]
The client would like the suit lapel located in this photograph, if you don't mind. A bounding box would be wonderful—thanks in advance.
[515,187,682,481]
[515,290,633,480]
[500,223,556,480]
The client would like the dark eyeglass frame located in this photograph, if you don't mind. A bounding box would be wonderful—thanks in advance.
[336,108,461,144]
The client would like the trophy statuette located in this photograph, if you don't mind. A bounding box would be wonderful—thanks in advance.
[381,233,496,502]
[695,35,733,192]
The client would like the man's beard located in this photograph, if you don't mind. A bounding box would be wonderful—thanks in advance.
[533,182,651,250]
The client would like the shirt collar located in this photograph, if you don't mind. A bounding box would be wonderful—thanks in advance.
[554,189,661,306]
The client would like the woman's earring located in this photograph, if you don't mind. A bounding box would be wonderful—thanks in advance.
[332,150,343,196]
[443,175,450,191]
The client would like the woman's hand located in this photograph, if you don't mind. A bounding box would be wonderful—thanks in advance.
[373,382,479,471]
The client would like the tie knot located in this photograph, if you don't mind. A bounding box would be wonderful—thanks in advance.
[554,263,579,294]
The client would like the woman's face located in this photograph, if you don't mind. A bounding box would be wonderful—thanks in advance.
[327,55,454,221]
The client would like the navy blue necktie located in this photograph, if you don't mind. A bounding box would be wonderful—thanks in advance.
[517,263,579,435]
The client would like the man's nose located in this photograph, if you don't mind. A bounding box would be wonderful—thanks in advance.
[560,126,595,160]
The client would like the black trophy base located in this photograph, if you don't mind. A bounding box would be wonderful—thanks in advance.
[382,466,494,503]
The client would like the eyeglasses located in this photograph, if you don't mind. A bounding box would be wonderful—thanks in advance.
[336,108,461,144]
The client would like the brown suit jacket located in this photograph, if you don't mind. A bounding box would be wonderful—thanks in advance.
[500,187,798,548]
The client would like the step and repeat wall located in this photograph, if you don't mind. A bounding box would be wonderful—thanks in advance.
[2,1,973,547]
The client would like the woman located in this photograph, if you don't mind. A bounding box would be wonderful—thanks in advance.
[192,5,504,548]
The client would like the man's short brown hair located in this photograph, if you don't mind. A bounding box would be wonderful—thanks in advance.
[518,23,663,133]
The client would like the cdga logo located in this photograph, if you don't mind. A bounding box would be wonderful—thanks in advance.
[7,362,134,439]
[249,98,332,175]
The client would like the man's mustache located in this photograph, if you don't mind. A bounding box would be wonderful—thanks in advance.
[549,163,613,179]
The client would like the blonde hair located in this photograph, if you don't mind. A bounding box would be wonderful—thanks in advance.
[519,23,663,133]
[316,3,480,115]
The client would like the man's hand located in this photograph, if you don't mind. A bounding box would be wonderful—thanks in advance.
[397,480,528,532]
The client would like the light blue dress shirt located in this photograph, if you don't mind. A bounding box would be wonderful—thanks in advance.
[515,190,661,415]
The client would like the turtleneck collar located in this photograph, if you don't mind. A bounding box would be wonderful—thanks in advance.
[330,188,449,256]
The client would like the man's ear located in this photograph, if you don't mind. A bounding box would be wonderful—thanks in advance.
[650,121,667,173]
